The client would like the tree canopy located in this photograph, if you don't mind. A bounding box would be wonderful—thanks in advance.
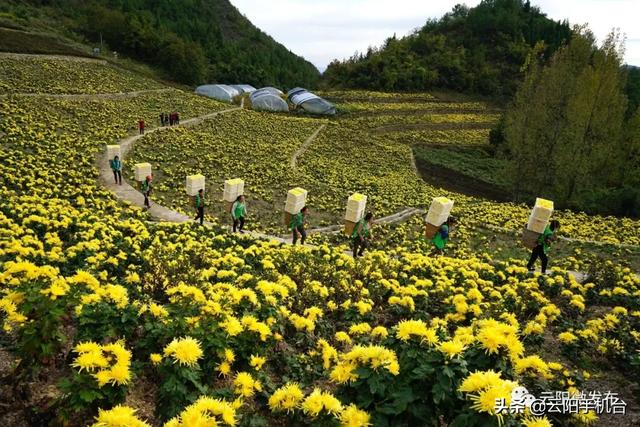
[21,0,320,87]
[502,29,640,217]
[322,0,572,98]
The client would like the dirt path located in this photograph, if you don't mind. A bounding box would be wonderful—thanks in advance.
[291,123,326,169]
[0,88,173,99]
[99,107,240,221]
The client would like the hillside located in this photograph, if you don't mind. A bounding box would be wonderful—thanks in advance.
[322,0,572,97]
[1,50,640,427]
[0,0,320,87]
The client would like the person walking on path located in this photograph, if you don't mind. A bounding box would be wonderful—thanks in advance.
[231,195,247,232]
[110,155,122,185]
[431,216,456,256]
[352,213,374,258]
[141,175,153,209]
[138,119,145,135]
[159,113,165,127]
[527,220,560,274]
[291,206,308,245]
[194,188,205,225]
[175,112,180,125]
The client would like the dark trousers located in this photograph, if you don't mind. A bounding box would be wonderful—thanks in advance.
[113,170,122,184]
[194,207,204,225]
[527,244,548,273]
[143,192,150,208]
[353,237,369,258]
[233,217,245,232]
[292,225,306,245]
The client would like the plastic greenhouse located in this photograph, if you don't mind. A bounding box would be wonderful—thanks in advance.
[250,87,289,112]
[231,84,257,94]
[195,84,240,102]
[287,88,336,115]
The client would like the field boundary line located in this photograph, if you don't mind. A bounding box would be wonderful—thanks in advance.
[0,51,107,63]
[0,88,174,99]
[291,123,326,168]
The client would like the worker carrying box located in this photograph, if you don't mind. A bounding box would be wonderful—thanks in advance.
[223,178,245,212]
[523,198,559,275]
[344,193,367,236]
[424,197,454,239]
[521,198,554,248]
[284,187,307,226]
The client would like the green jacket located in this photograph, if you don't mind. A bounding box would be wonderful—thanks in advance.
[110,159,121,171]
[290,212,304,231]
[232,201,246,219]
[432,224,449,250]
[352,218,370,239]
[538,225,554,254]
[196,194,204,208]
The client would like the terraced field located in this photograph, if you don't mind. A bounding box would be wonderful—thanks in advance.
[1,55,639,427]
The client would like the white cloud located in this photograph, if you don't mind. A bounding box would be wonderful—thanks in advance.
[229,0,640,70]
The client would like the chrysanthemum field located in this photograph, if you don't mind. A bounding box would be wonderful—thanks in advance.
[1,55,639,427]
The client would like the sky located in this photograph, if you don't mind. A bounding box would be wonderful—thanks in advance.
[228,0,640,72]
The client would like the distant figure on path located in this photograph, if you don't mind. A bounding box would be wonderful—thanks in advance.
[291,206,308,245]
[527,220,560,275]
[159,113,165,126]
[110,155,122,185]
[232,195,247,232]
[142,175,153,209]
[194,188,205,225]
[352,213,374,258]
[175,112,180,125]
[431,216,456,256]
[138,119,145,135]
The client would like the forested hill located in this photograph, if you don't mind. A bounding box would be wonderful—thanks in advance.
[322,0,572,98]
[8,0,320,88]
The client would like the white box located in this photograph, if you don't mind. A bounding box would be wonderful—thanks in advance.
[285,200,306,213]
[223,178,244,202]
[345,206,365,222]
[425,210,449,227]
[428,197,454,217]
[425,197,453,226]
[134,163,152,181]
[527,217,548,234]
[107,145,121,159]
[186,174,205,196]
[285,187,307,214]
[347,193,367,211]
[530,198,554,221]
[526,198,554,233]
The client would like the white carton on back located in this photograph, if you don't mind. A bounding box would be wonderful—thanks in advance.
[527,198,554,233]
[186,174,205,196]
[285,188,307,214]
[425,197,454,226]
[223,178,245,202]
[107,145,121,159]
[134,163,152,181]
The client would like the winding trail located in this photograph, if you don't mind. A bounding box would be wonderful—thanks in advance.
[97,110,421,244]
[99,107,241,221]
[291,123,326,168]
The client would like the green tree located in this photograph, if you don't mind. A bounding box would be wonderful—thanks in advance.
[504,28,633,213]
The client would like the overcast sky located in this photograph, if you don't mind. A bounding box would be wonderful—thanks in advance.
[229,0,640,71]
